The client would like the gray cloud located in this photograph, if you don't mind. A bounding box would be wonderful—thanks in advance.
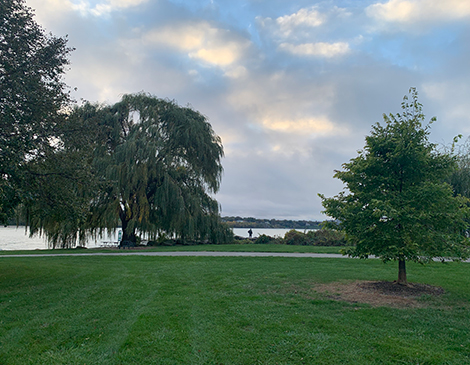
[25,0,470,220]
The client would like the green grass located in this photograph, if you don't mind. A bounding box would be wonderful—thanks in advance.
[0,243,348,255]
[1,256,469,364]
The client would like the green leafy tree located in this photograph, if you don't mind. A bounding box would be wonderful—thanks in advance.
[320,88,469,284]
[0,0,73,222]
[69,93,231,246]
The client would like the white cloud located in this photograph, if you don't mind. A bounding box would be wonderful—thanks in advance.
[226,70,341,140]
[257,6,325,40]
[257,6,352,59]
[366,0,470,25]
[107,0,147,7]
[262,116,342,135]
[276,6,324,36]
[143,22,250,68]
[70,0,148,16]
[190,47,238,67]
[26,0,75,25]
[279,42,350,58]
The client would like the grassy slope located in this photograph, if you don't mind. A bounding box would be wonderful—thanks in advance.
[0,256,469,364]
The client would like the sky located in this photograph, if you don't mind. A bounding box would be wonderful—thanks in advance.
[25,0,470,220]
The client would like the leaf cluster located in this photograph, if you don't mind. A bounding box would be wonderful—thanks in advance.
[0,0,73,222]
[28,93,231,247]
[320,88,470,263]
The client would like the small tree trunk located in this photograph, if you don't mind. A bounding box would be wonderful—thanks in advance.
[398,259,407,285]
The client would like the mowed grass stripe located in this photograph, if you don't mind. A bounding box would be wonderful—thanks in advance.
[0,256,469,364]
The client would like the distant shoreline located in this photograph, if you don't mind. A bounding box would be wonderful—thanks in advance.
[222,217,323,229]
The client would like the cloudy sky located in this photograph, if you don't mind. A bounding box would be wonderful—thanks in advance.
[26,0,470,220]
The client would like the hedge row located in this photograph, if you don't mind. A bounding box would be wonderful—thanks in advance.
[237,229,347,246]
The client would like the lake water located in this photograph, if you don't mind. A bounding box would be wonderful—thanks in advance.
[0,226,114,251]
[0,226,313,250]
[232,228,313,238]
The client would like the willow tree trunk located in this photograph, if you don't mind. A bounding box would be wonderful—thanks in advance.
[398,259,407,285]
[119,209,136,243]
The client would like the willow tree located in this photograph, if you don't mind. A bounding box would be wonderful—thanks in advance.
[77,93,229,244]
[320,88,469,284]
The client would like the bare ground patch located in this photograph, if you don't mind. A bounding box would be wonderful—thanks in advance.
[315,280,445,308]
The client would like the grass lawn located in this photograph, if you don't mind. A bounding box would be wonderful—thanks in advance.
[0,244,347,255]
[0,256,469,364]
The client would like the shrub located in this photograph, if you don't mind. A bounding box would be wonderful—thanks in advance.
[284,230,314,245]
[313,228,347,246]
[254,234,275,244]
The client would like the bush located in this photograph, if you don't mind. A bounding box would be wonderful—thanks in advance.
[313,228,347,246]
[284,230,314,245]
[254,234,275,244]
[146,233,176,246]
[281,229,347,246]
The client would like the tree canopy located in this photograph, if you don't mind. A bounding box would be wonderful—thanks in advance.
[0,0,73,223]
[91,93,229,244]
[320,88,469,284]
[25,93,232,247]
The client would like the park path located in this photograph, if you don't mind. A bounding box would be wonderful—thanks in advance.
[0,251,346,258]
[1,251,468,262]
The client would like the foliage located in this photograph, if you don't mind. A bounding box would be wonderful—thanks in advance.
[254,234,276,244]
[19,102,106,247]
[311,228,347,246]
[320,88,470,284]
[284,229,310,245]
[17,92,232,247]
[0,0,73,223]
[63,93,231,246]
[282,229,347,246]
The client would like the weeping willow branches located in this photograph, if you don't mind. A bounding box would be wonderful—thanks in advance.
[24,93,232,247]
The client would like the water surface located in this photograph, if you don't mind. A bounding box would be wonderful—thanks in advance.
[0,227,313,250]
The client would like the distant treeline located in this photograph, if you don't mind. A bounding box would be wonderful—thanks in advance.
[221,217,322,229]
